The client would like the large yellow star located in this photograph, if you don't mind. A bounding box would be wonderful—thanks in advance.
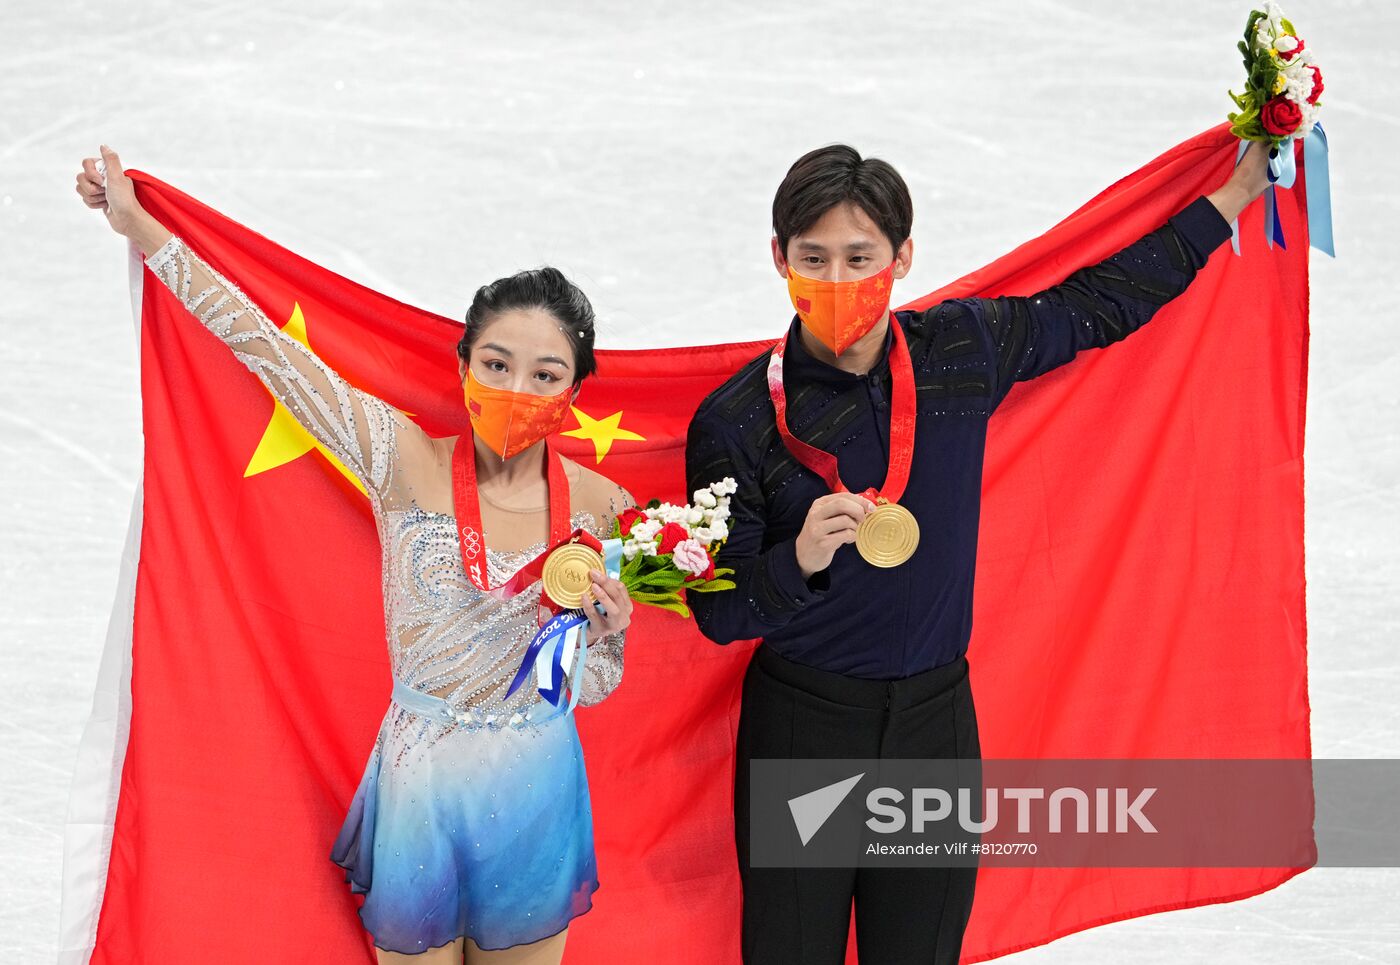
[561,405,646,463]
[243,302,412,497]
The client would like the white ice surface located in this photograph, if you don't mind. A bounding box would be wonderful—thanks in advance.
[1,1,1396,961]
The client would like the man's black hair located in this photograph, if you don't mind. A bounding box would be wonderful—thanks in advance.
[772,144,913,259]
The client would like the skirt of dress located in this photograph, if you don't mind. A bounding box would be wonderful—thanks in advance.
[329,698,599,953]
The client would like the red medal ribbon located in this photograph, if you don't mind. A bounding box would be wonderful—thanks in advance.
[765,313,917,505]
[451,430,597,614]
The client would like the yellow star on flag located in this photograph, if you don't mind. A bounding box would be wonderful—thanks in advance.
[243,302,413,497]
[561,405,646,464]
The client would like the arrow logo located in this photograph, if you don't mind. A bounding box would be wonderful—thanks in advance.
[788,773,865,846]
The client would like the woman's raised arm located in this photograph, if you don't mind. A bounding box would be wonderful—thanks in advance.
[78,146,431,506]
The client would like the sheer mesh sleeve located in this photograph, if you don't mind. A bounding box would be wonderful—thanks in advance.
[144,233,430,507]
[960,194,1234,409]
[573,471,636,708]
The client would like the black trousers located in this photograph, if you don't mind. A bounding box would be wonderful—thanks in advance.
[733,643,981,965]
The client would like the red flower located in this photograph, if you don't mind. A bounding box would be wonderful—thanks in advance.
[1306,65,1324,104]
[618,507,646,536]
[656,522,690,555]
[1261,95,1303,137]
[1277,36,1305,61]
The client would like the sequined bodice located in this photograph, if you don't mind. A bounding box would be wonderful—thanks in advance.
[379,505,607,717]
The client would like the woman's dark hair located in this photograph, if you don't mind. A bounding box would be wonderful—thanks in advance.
[456,266,597,384]
[772,144,913,259]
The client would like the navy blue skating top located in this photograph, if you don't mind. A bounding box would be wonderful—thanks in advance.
[683,194,1234,678]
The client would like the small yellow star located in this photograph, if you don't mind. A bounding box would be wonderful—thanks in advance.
[560,406,646,464]
[243,302,412,497]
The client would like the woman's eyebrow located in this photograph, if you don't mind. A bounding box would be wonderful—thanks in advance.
[481,342,567,366]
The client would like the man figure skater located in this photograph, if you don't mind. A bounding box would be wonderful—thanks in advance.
[684,140,1269,964]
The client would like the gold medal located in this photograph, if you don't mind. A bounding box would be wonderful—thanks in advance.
[855,499,920,568]
[541,540,606,609]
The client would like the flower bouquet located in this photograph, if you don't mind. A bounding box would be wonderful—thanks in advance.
[1224,1,1333,255]
[504,477,738,713]
[612,477,738,618]
[1227,2,1322,144]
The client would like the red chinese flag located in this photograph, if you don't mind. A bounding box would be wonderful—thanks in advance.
[59,122,1312,964]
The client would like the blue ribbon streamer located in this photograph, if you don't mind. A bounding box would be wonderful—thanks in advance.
[1229,122,1333,258]
[1303,123,1334,256]
[506,536,625,724]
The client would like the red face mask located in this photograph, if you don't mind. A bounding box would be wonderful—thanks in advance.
[785,257,896,356]
[462,369,573,460]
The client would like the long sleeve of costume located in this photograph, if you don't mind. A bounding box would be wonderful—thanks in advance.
[956,194,1234,408]
[684,409,829,645]
[576,629,625,707]
[144,233,415,504]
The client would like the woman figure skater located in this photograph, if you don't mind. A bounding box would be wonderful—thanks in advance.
[75,146,636,964]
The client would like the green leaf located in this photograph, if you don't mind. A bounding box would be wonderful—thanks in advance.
[636,597,692,618]
[636,569,690,589]
[1244,9,1264,42]
[685,579,737,593]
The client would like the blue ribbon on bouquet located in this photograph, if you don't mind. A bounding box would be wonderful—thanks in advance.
[504,536,624,723]
[1229,121,1333,257]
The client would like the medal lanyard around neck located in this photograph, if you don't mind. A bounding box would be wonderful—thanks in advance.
[765,314,917,504]
[451,430,575,598]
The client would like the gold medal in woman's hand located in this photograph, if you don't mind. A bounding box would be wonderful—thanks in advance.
[541,540,607,609]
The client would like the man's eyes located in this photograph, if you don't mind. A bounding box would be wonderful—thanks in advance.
[801,256,870,266]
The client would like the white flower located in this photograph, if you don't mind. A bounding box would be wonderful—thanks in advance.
[639,539,659,556]
[622,541,641,561]
[1295,100,1320,136]
[1258,2,1286,40]
[686,506,705,525]
[630,519,662,543]
[693,488,717,509]
[709,520,729,541]
[711,477,738,496]
[1282,72,1313,105]
[692,526,713,544]
[1274,34,1298,54]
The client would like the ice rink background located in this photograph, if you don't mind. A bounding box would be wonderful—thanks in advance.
[2,1,1396,961]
